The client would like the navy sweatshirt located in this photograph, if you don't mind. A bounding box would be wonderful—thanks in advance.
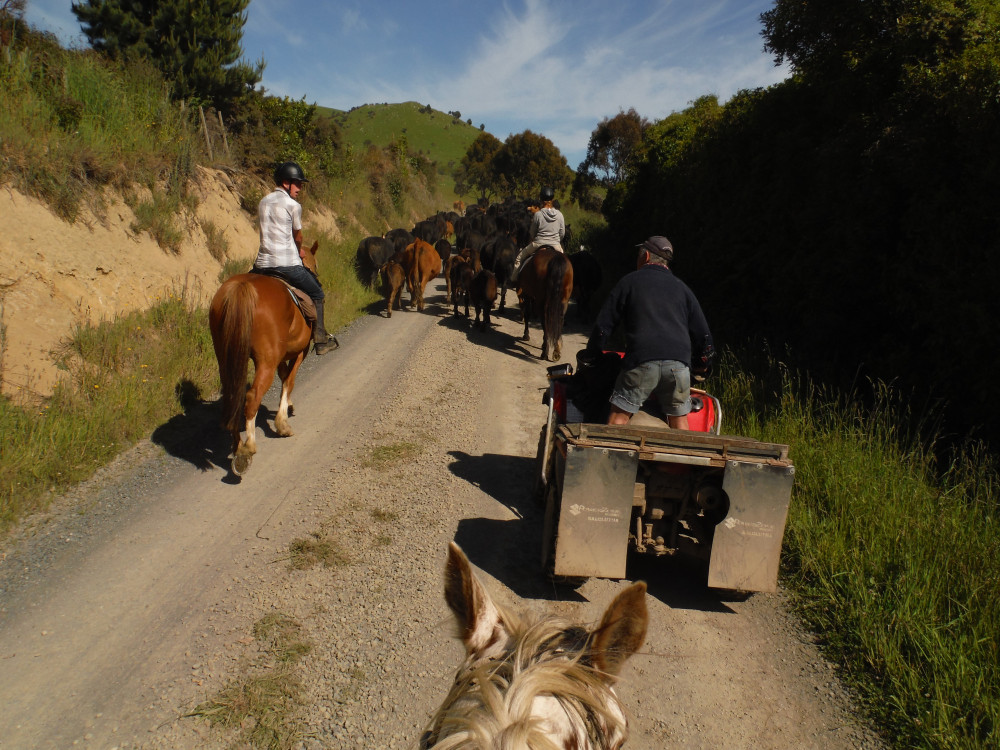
[587,263,712,370]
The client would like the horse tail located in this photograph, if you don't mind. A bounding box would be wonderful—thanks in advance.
[544,253,570,354]
[217,280,256,434]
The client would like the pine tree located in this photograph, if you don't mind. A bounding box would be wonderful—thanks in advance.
[71,0,263,111]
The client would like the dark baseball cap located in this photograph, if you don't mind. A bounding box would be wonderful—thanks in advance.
[637,236,673,260]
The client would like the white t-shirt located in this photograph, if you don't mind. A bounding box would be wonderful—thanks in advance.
[255,188,302,268]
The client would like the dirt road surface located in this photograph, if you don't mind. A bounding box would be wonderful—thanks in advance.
[0,276,884,749]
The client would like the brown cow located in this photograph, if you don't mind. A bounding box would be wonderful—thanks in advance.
[470,269,498,330]
[380,259,405,318]
[405,239,440,312]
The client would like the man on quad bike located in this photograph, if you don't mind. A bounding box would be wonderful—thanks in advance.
[582,235,714,429]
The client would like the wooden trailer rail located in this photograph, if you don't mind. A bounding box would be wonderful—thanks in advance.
[557,423,792,467]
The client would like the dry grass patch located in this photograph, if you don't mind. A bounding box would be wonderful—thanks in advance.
[361,440,422,469]
[190,613,311,749]
[285,531,351,570]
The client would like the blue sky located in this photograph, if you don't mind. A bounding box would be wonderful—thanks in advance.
[24,0,789,168]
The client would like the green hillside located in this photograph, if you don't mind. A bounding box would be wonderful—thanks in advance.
[319,101,485,184]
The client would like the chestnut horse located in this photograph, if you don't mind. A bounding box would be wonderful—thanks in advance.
[208,240,319,477]
[421,543,648,749]
[517,246,574,361]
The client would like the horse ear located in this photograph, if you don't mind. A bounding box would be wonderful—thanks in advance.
[308,240,319,255]
[590,581,648,678]
[444,543,507,659]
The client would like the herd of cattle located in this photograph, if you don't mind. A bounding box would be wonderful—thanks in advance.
[355,199,603,338]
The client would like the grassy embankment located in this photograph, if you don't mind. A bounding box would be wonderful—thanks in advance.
[713,351,998,750]
[0,30,451,531]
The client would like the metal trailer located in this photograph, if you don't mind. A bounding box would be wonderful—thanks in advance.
[537,371,795,593]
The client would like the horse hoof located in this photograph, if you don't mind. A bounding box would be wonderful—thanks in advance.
[232,453,252,477]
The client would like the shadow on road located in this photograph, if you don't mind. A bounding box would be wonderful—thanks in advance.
[150,379,289,484]
[626,554,746,614]
[446,450,536,517]
[150,394,229,473]
[446,449,587,602]
[437,314,543,363]
[453,517,587,603]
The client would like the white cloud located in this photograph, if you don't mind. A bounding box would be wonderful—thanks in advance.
[341,9,366,34]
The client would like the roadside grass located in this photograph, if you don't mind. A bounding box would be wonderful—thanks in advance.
[0,231,379,535]
[0,281,217,532]
[712,350,999,750]
[191,612,311,750]
[308,229,382,331]
[0,30,199,223]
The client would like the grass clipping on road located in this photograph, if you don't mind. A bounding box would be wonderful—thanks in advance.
[190,613,311,750]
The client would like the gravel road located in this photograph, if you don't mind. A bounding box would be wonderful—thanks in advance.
[0,276,885,749]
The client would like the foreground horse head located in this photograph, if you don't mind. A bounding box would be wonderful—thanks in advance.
[422,543,648,749]
[517,247,574,361]
[208,240,319,477]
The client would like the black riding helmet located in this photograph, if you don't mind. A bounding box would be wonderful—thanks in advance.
[540,186,555,201]
[274,161,308,185]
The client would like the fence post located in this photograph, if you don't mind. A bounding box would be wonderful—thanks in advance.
[217,111,231,158]
[199,105,213,160]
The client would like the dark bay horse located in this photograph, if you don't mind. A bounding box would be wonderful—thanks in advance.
[208,241,319,477]
[517,246,574,361]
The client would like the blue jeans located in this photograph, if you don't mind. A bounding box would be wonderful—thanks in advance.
[609,359,691,416]
[251,264,324,303]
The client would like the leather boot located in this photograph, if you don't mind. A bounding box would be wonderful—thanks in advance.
[311,300,339,355]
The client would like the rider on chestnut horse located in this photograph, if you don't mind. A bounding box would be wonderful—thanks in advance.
[251,161,338,355]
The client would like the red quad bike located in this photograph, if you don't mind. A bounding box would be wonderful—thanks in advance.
[535,354,795,593]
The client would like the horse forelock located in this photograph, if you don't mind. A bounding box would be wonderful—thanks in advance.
[425,614,629,750]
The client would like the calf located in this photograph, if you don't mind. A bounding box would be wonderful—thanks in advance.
[470,269,498,330]
[445,248,478,303]
[450,257,474,318]
[380,260,405,318]
[434,238,452,267]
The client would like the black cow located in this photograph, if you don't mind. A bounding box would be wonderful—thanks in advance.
[385,228,415,256]
[480,234,517,314]
[456,229,486,255]
[470,269,498,330]
[434,238,453,266]
[356,236,396,286]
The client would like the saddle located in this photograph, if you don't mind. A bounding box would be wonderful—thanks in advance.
[281,284,317,324]
[249,267,317,324]
[249,267,318,326]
